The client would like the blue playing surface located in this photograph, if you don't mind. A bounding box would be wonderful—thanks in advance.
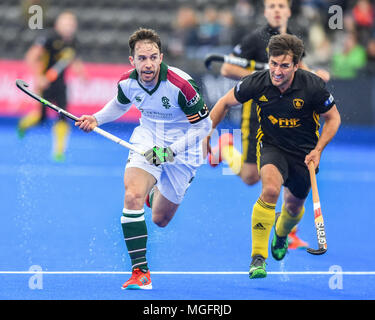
[1,118,375,300]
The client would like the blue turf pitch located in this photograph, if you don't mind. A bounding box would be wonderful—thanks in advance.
[1,119,375,300]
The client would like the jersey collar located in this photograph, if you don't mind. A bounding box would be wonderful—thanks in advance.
[129,62,168,95]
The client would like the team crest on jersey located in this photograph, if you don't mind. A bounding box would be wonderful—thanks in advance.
[293,98,304,109]
[161,96,171,109]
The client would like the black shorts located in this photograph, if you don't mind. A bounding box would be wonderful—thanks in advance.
[258,143,317,199]
[40,81,67,121]
[241,99,259,164]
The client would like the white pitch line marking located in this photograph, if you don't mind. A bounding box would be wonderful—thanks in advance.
[0,271,375,275]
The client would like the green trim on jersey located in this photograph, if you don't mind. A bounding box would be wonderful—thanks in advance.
[128,62,168,96]
[178,79,205,115]
[117,84,131,104]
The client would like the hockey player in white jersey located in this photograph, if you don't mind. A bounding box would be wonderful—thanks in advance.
[75,28,212,290]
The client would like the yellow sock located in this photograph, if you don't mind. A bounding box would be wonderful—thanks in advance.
[221,145,243,175]
[53,120,70,155]
[276,204,305,237]
[18,111,42,131]
[251,198,276,259]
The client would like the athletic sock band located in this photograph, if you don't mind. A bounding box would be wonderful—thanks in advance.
[121,208,148,271]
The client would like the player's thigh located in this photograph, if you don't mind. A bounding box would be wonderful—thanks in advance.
[151,187,179,227]
[240,162,260,185]
[259,144,287,202]
[124,167,156,207]
[283,156,311,200]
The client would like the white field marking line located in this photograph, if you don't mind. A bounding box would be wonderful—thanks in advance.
[1,271,375,275]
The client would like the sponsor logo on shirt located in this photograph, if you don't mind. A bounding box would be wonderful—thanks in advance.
[186,93,200,107]
[268,115,301,128]
[259,95,268,102]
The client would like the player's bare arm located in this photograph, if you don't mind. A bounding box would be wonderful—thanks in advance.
[220,56,254,80]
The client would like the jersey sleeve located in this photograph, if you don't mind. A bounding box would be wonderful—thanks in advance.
[233,75,257,104]
[177,78,209,124]
[117,83,131,105]
[232,33,257,59]
[311,79,336,114]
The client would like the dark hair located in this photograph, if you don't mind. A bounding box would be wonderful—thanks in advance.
[128,28,162,56]
[263,0,292,8]
[267,34,304,65]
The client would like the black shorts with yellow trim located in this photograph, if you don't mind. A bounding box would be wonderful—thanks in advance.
[241,99,259,164]
[41,80,67,121]
[258,142,317,199]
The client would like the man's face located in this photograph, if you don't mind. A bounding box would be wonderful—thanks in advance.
[129,40,163,86]
[264,0,291,30]
[55,13,78,40]
[268,53,298,92]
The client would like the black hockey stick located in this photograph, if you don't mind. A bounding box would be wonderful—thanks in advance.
[204,53,268,71]
[15,79,145,155]
[306,161,328,255]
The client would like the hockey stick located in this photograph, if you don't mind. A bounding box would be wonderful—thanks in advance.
[204,53,268,71]
[306,161,327,255]
[45,48,76,82]
[15,79,145,156]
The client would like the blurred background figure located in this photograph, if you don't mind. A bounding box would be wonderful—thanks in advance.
[167,6,199,59]
[17,10,86,162]
[331,31,367,79]
[352,0,374,45]
[197,5,222,47]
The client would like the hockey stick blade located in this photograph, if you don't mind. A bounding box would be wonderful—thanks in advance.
[204,54,225,69]
[307,247,327,255]
[16,79,78,121]
[15,79,144,155]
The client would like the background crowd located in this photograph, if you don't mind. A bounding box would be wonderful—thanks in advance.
[0,0,374,79]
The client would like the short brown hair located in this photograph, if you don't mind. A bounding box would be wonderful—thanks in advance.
[128,28,162,56]
[263,0,292,8]
[267,34,304,65]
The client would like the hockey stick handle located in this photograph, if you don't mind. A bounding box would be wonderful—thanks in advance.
[308,161,320,205]
[15,79,144,156]
[204,54,268,71]
[307,161,327,255]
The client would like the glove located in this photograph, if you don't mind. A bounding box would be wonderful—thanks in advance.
[144,146,175,166]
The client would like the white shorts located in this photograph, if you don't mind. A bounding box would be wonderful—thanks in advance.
[125,126,197,204]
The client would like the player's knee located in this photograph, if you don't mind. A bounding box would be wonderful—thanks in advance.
[240,171,260,185]
[261,185,280,203]
[124,190,146,209]
[152,215,171,228]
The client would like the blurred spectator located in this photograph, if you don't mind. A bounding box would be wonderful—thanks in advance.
[167,6,199,58]
[352,0,374,45]
[366,35,375,74]
[197,6,222,46]
[304,21,332,69]
[233,0,255,27]
[331,31,367,79]
[218,8,237,46]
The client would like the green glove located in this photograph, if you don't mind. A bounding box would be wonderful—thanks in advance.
[144,146,175,166]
